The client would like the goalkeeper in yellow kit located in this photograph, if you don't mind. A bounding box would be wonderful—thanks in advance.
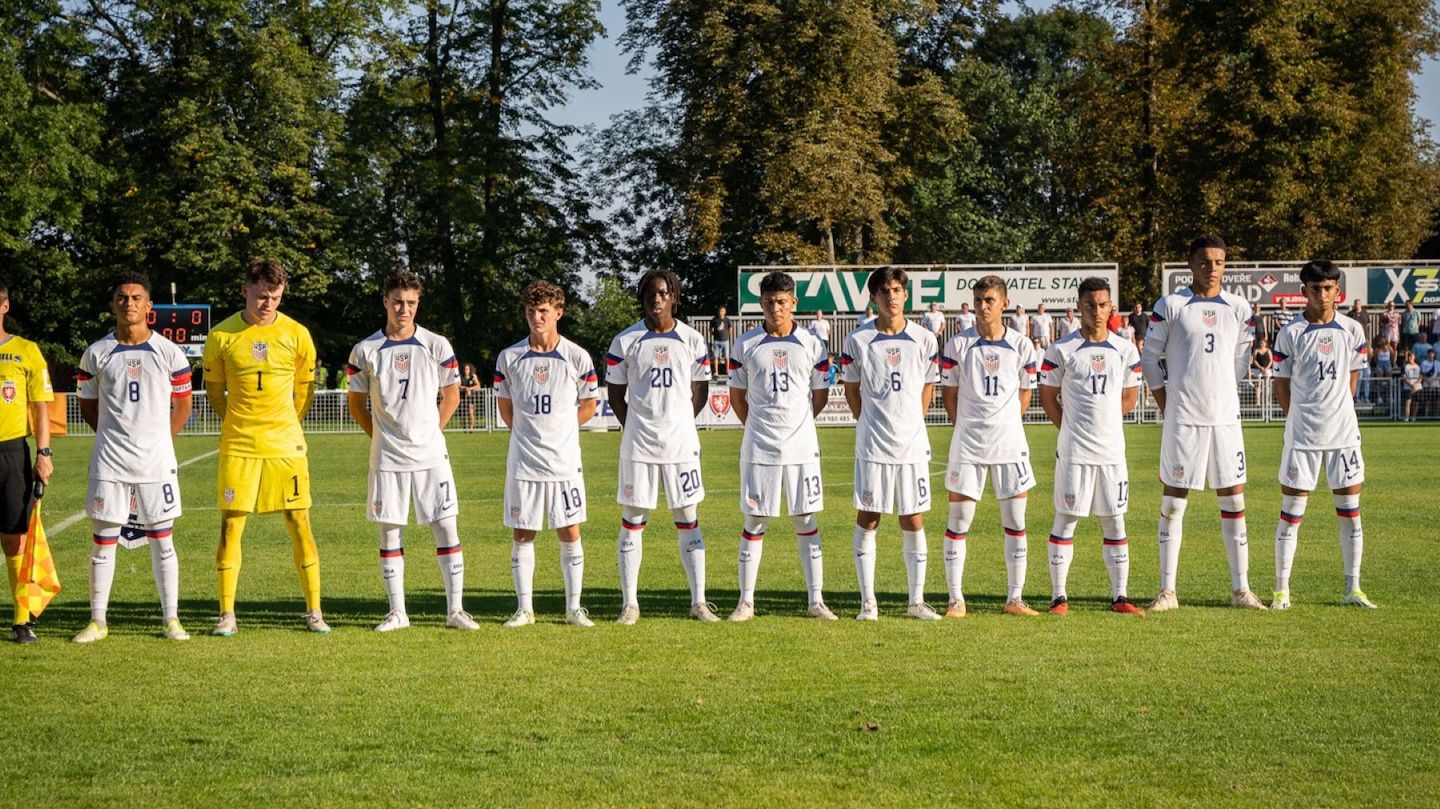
[203,259,328,635]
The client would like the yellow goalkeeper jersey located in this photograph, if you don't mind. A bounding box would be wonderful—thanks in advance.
[0,335,53,442]
[203,312,316,458]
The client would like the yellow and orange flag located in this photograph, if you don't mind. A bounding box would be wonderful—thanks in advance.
[15,501,60,617]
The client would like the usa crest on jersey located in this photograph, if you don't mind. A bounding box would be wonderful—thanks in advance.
[251,341,268,361]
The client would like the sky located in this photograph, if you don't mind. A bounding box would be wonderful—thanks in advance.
[552,1,1440,142]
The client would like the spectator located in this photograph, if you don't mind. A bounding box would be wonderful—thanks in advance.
[1423,349,1440,418]
[1380,302,1400,347]
[1372,337,1394,377]
[710,305,732,375]
[955,302,976,332]
[1250,336,1274,385]
[1106,306,1124,334]
[825,353,839,386]
[1057,306,1080,338]
[315,359,329,390]
[1431,309,1440,344]
[921,301,946,340]
[810,309,832,351]
[459,361,482,429]
[859,304,877,327]
[1268,300,1292,341]
[1401,350,1421,421]
[1401,301,1422,353]
[1009,305,1029,338]
[1116,319,1135,347]
[1030,303,1053,348]
[1127,302,1148,342]
[1348,299,1371,345]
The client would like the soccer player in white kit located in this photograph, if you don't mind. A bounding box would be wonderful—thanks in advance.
[843,267,941,621]
[1270,260,1376,610]
[726,271,837,621]
[1142,235,1267,611]
[1038,277,1146,616]
[940,275,1041,617]
[73,272,193,643]
[346,270,478,631]
[495,281,599,627]
[606,270,716,623]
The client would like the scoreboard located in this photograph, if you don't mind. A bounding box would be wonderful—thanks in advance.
[149,304,211,358]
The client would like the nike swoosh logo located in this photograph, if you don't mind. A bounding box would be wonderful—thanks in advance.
[162,504,178,513]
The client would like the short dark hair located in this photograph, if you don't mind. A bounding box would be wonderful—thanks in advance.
[867,266,908,296]
[1188,234,1227,259]
[384,269,423,295]
[972,274,1007,298]
[1299,259,1342,285]
[637,269,683,311]
[759,271,795,296]
[110,271,152,297]
[0,278,9,300]
[246,258,288,288]
[1077,276,1111,300]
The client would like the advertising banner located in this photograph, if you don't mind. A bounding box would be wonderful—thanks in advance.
[1162,266,1366,307]
[1366,266,1440,306]
[738,265,1118,314]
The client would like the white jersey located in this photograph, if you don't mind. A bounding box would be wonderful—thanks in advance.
[841,321,939,464]
[809,318,832,345]
[1273,315,1366,450]
[346,326,459,472]
[1142,288,1255,426]
[729,325,828,465]
[941,327,1038,463]
[76,332,191,483]
[495,336,598,481]
[955,312,976,332]
[1040,331,1142,464]
[921,311,946,335]
[1031,313,1053,340]
[1058,317,1081,337]
[606,320,711,463]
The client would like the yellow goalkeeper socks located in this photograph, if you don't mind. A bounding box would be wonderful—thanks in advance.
[216,514,246,614]
[285,510,321,612]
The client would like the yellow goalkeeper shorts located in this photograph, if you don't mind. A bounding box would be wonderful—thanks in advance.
[217,455,312,513]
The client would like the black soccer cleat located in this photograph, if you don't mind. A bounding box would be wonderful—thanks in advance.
[11,622,37,644]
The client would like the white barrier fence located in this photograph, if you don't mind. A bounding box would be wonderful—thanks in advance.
[58,378,1429,437]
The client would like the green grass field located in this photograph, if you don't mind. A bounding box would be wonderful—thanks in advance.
[4,423,1438,807]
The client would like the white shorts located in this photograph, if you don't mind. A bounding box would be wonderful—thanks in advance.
[367,465,459,525]
[1159,421,1247,490]
[944,459,1035,500]
[505,477,588,530]
[86,477,182,525]
[1278,444,1364,492]
[854,460,931,515]
[618,459,704,510]
[1053,461,1129,517]
[741,461,823,517]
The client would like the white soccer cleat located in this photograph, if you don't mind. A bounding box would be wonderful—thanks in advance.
[945,599,967,619]
[855,600,879,621]
[615,604,640,625]
[503,609,535,628]
[565,607,595,627]
[445,610,480,630]
[1343,589,1378,609]
[1148,590,1179,612]
[1231,589,1268,611]
[162,618,190,641]
[690,602,721,622]
[806,601,839,621]
[72,622,108,644]
[907,601,942,621]
[305,610,333,633]
[375,611,411,632]
[212,612,238,637]
[728,601,755,622]
[1271,591,1291,611]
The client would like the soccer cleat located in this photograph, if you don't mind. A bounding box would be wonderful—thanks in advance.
[728,601,755,622]
[806,601,839,621]
[906,601,942,621]
[690,602,721,623]
[945,599,967,619]
[1231,589,1268,610]
[212,613,238,637]
[1109,597,1145,616]
[1003,599,1040,617]
[445,610,480,630]
[375,611,410,632]
[615,604,640,625]
[1148,590,1179,612]
[1343,589,1378,609]
[1271,590,1291,611]
[11,623,36,644]
[305,610,333,633]
[72,622,108,644]
[855,600,879,621]
[1049,596,1069,616]
[565,607,595,627]
[162,618,191,641]
[503,609,535,628]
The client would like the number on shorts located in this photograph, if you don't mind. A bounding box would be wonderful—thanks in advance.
[562,487,583,511]
[917,475,928,500]
[804,475,821,502]
[291,475,300,497]
[440,480,451,504]
[162,483,176,505]
[649,367,674,388]
[1236,451,1246,475]
[1340,450,1359,476]
[1117,480,1128,506]
[889,371,902,392]
[127,380,141,402]
[680,469,700,496]
[532,394,551,414]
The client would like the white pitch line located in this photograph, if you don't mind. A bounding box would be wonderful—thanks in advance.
[49,449,220,537]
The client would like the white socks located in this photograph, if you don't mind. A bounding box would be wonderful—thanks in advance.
[1048,514,1077,600]
[1218,494,1250,592]
[852,525,877,604]
[1274,494,1308,593]
[794,514,824,605]
[431,516,465,613]
[1157,495,1188,592]
[738,518,765,604]
[1335,494,1363,591]
[88,520,180,625]
[379,523,406,613]
[902,529,928,604]
[617,510,646,608]
[944,500,974,602]
[147,522,179,622]
[999,497,1028,601]
[560,539,585,613]
[511,539,535,613]
[88,521,121,625]
[675,508,706,605]
[1101,515,1129,600]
